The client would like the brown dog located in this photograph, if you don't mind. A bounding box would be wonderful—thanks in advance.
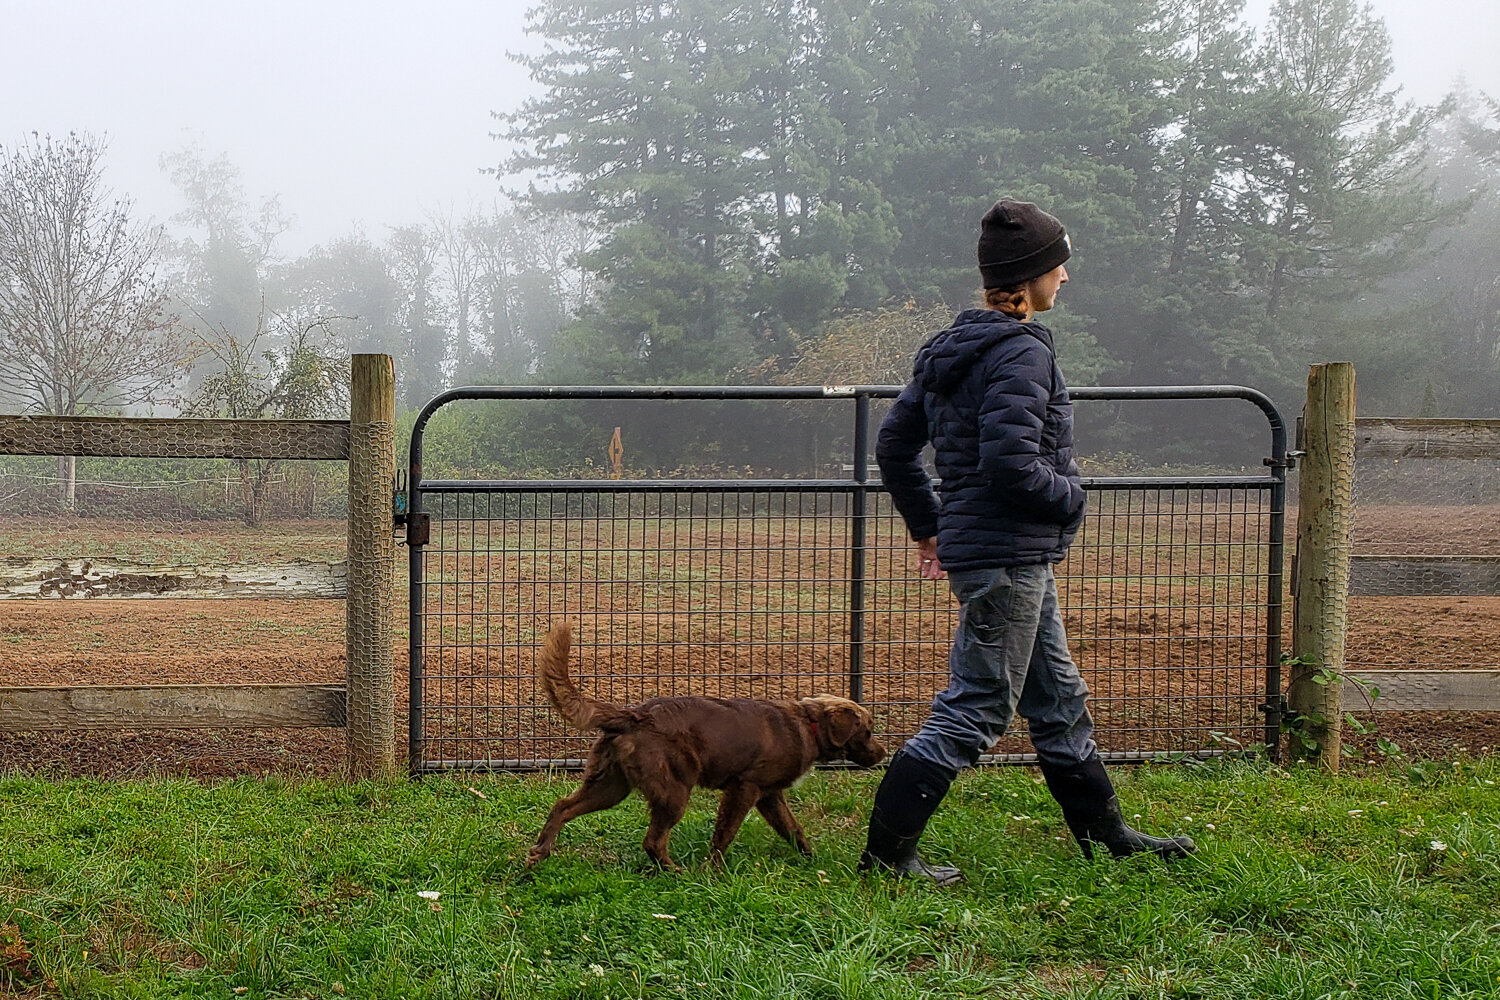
[526,623,886,869]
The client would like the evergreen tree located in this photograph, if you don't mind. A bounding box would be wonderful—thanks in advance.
[1249,0,1446,323]
[1132,0,1272,384]
[743,1,903,354]
[504,0,915,383]
[504,1,762,381]
[273,233,405,359]
[878,0,1175,365]
[481,0,1473,469]
[387,225,448,408]
[1360,89,1500,414]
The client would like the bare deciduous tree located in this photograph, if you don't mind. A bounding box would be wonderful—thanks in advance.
[430,207,483,376]
[186,306,351,526]
[0,132,190,506]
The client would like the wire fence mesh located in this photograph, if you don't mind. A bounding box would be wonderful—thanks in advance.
[410,483,1281,770]
[1348,433,1500,676]
[0,416,355,777]
[0,457,349,599]
[0,457,348,524]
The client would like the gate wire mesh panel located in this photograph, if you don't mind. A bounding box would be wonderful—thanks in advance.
[408,386,1285,772]
[1347,438,1500,680]
[1059,485,1274,756]
[867,486,1276,760]
[413,486,862,768]
[0,422,350,778]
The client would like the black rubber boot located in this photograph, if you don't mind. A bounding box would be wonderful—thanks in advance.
[1039,756,1197,861]
[858,749,964,885]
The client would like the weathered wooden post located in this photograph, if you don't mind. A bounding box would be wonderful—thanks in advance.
[346,354,397,778]
[1289,362,1356,770]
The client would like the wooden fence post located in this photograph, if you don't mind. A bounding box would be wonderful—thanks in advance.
[346,354,397,778]
[1289,362,1356,770]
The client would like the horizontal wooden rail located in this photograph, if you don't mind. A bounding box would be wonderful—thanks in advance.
[0,558,347,599]
[0,684,347,730]
[1343,670,1500,712]
[0,415,350,459]
[1350,555,1500,597]
[1355,417,1500,460]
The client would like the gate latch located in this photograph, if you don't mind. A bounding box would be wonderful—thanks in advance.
[392,471,409,528]
[1260,693,1290,718]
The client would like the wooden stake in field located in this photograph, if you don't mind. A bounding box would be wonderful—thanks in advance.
[1290,362,1356,770]
[346,354,397,778]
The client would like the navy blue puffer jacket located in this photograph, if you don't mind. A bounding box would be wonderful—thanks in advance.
[876,309,1085,571]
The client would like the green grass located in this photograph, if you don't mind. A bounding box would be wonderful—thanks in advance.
[3,759,1498,999]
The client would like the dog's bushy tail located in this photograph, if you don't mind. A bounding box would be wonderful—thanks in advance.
[537,623,631,732]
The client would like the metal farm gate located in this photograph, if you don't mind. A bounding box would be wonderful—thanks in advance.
[405,386,1288,775]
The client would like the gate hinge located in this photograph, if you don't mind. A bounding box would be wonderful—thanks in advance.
[405,511,431,547]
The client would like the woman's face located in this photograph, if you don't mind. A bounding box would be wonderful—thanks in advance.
[1026,264,1069,313]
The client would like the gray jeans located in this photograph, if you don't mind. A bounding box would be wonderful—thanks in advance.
[901,563,1096,778]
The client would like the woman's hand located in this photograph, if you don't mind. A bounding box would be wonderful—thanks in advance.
[915,537,946,580]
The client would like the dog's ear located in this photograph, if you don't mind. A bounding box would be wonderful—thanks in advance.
[823,703,865,748]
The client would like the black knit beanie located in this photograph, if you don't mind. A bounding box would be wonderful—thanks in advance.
[977,198,1071,289]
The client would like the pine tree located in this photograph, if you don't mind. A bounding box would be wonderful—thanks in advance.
[1249,0,1446,321]
[503,1,765,381]
[503,0,920,383]
[1123,0,1275,384]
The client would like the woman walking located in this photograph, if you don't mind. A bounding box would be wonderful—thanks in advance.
[860,198,1196,883]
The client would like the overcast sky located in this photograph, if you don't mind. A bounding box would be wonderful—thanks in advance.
[5,0,1497,256]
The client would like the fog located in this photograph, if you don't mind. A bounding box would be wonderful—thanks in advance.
[3,0,1498,455]
[4,0,535,253]
[4,0,1496,253]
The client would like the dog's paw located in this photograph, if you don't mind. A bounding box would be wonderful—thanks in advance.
[524,847,547,868]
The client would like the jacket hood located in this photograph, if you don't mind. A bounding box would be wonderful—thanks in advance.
[912,309,1053,394]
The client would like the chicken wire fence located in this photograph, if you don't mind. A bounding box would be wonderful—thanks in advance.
[406,385,1288,774]
[0,419,350,600]
[0,414,360,771]
[0,457,347,524]
[1347,420,1500,676]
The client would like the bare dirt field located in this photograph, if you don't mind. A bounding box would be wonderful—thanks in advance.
[2,503,1497,779]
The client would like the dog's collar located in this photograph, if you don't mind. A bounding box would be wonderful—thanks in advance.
[807,718,820,744]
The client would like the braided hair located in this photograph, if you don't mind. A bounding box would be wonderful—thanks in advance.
[982,285,1032,320]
